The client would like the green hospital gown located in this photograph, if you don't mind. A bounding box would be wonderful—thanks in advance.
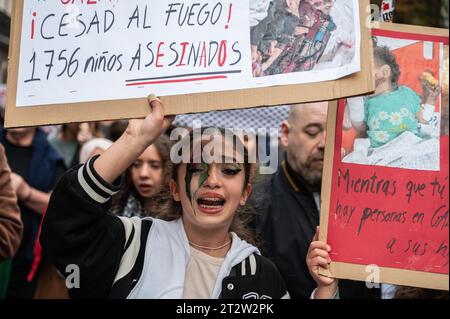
[364,86,422,148]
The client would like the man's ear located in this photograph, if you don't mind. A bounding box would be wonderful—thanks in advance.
[240,184,252,206]
[280,121,290,149]
[169,179,181,202]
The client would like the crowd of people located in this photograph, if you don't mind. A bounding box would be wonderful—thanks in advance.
[0,94,447,299]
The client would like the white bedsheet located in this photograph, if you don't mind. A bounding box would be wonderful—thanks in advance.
[343,128,440,171]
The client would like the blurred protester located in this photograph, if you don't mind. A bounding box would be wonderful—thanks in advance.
[0,127,65,299]
[79,138,113,164]
[32,137,112,299]
[0,144,22,261]
[110,135,173,218]
[0,144,23,299]
[108,120,128,142]
[48,124,81,169]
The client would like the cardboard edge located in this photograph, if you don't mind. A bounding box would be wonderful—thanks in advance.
[5,0,23,128]
[330,262,449,291]
[374,22,450,37]
[318,100,338,278]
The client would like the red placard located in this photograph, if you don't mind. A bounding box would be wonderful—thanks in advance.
[330,101,448,275]
[320,25,449,290]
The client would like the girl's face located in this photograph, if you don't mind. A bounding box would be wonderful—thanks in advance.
[131,145,164,198]
[171,138,251,232]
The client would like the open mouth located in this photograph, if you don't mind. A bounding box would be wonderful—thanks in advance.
[137,184,155,195]
[196,196,226,214]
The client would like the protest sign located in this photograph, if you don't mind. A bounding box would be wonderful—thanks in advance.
[320,23,449,290]
[5,0,374,128]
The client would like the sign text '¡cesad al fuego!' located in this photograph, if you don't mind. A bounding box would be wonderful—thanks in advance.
[32,2,243,72]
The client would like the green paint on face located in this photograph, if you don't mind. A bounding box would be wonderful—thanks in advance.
[197,163,209,189]
[186,162,210,216]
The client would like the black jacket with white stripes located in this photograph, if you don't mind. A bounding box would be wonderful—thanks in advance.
[41,156,289,299]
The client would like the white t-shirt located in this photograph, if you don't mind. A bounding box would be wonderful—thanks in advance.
[183,247,225,299]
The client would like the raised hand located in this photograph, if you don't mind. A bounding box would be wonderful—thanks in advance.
[93,94,174,184]
[124,94,175,152]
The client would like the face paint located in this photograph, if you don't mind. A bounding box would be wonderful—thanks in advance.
[221,163,242,176]
[186,162,210,216]
[198,164,210,188]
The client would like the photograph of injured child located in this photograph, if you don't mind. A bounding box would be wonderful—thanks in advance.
[250,0,356,77]
[341,36,448,171]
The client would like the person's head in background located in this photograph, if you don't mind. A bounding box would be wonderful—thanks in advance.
[280,102,328,192]
[5,127,36,146]
[112,135,173,218]
[373,45,400,94]
[97,121,114,138]
[60,124,80,141]
[109,120,128,142]
[77,122,105,145]
[233,130,258,184]
[79,138,113,164]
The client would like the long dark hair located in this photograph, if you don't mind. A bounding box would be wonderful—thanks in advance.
[374,45,401,89]
[111,134,173,218]
[167,127,257,246]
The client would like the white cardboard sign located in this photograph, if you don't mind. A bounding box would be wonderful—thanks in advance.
[16,0,361,107]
